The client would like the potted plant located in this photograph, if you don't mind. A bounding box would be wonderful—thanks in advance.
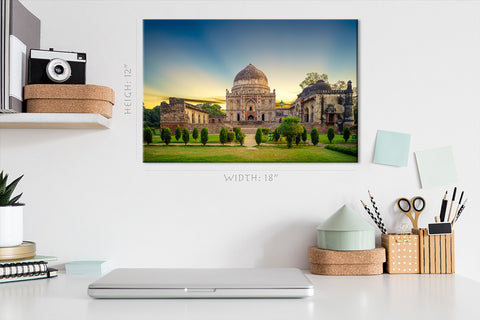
[0,171,24,247]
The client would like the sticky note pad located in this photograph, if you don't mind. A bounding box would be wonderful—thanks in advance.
[65,261,108,275]
[415,146,458,189]
[373,130,411,167]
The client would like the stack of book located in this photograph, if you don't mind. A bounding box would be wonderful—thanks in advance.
[0,255,57,283]
[1,0,40,112]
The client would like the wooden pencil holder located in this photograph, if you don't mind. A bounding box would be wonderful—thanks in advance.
[412,228,455,274]
[381,233,420,274]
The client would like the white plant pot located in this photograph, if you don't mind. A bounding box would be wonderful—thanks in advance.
[0,205,24,247]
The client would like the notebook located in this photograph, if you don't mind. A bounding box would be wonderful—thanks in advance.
[88,268,314,299]
[1,0,40,112]
[0,256,58,283]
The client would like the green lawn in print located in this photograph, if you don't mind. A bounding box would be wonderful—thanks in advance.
[144,145,357,163]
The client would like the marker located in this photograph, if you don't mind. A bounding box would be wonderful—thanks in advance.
[439,191,448,222]
[447,187,457,222]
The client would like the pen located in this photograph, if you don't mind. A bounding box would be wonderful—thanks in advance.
[439,191,448,222]
[447,187,457,222]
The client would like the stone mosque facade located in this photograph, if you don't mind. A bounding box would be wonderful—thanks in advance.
[159,64,355,134]
[225,64,277,123]
[288,79,355,133]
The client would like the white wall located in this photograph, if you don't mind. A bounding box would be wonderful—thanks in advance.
[1,0,479,281]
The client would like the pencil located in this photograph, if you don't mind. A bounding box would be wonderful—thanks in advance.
[439,191,448,222]
[447,187,457,222]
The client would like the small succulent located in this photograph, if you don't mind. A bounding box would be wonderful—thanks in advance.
[0,171,24,206]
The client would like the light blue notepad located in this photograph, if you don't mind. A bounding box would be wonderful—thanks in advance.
[373,130,411,167]
[65,261,108,275]
[415,146,458,189]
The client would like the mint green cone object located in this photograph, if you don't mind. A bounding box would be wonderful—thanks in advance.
[317,205,375,251]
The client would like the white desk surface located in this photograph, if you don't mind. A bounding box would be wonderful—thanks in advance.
[1,272,479,320]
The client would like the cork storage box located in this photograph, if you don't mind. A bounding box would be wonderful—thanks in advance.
[308,247,386,275]
[24,84,115,118]
[381,233,419,274]
[412,228,455,274]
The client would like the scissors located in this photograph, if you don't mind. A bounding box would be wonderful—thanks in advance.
[396,196,426,230]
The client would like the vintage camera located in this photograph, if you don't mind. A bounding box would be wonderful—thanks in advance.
[28,48,86,84]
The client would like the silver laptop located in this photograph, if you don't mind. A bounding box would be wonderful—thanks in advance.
[88,268,314,299]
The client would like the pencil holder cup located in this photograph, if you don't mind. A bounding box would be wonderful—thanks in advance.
[381,233,420,274]
[412,228,455,274]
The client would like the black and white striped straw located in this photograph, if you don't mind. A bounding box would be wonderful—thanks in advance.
[361,200,387,234]
[368,190,387,234]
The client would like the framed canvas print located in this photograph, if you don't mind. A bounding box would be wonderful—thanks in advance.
[143,19,358,163]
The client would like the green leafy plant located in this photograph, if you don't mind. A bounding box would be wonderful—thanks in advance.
[343,126,351,143]
[278,117,304,148]
[327,127,335,144]
[273,127,281,142]
[238,133,246,146]
[182,127,190,145]
[201,127,209,146]
[227,131,235,143]
[301,126,307,143]
[219,126,228,145]
[175,125,182,142]
[311,128,319,146]
[163,127,172,145]
[192,127,199,142]
[143,127,153,145]
[160,127,166,142]
[235,128,242,142]
[0,171,24,206]
[325,145,358,156]
[255,127,262,146]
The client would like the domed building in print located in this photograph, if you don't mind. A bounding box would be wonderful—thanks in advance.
[289,79,355,133]
[225,64,277,123]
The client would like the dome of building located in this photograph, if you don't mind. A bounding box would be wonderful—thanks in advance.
[234,64,268,84]
[299,79,332,98]
[232,64,270,94]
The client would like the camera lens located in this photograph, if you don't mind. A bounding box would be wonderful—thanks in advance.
[54,65,64,75]
[46,59,72,83]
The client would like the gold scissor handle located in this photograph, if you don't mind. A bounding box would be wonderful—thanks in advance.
[411,196,426,229]
[397,197,417,229]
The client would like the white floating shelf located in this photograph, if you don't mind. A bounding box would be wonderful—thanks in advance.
[0,113,111,129]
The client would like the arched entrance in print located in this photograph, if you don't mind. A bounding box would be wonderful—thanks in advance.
[248,115,254,121]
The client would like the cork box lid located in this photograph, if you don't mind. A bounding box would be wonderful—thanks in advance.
[308,247,386,265]
[24,84,115,105]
